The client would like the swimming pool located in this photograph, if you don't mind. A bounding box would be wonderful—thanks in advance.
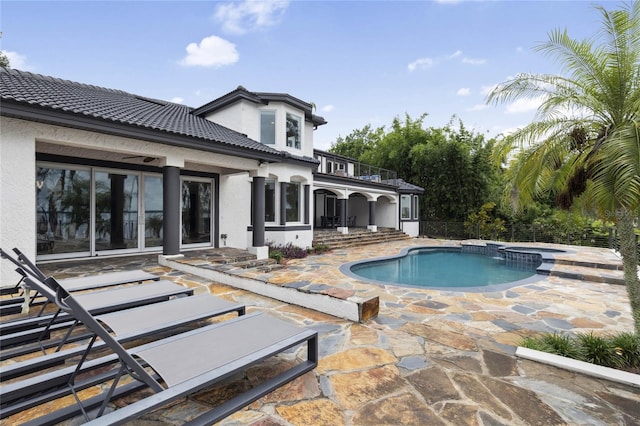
[341,247,547,292]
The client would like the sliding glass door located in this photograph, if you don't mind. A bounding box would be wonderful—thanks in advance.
[36,166,91,256]
[36,163,165,259]
[94,171,139,253]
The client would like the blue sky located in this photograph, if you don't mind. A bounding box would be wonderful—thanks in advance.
[1,0,604,150]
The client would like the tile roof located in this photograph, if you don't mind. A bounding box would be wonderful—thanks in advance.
[384,178,425,193]
[0,68,287,157]
[193,85,327,127]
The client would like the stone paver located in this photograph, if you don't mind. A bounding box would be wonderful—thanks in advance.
[6,239,639,425]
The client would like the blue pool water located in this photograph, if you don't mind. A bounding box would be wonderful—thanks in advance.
[349,248,539,288]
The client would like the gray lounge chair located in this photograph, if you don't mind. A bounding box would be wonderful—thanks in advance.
[4,274,317,425]
[0,251,194,348]
[1,248,159,315]
[1,293,246,381]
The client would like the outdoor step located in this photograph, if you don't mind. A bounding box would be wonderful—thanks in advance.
[313,232,411,250]
[553,257,623,271]
[230,258,278,269]
[548,264,625,285]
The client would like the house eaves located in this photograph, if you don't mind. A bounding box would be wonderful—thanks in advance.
[0,69,318,168]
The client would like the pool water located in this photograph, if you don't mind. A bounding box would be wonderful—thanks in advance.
[350,249,539,288]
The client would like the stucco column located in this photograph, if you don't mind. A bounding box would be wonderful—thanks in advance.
[304,184,310,225]
[252,176,265,247]
[280,182,287,225]
[368,200,378,232]
[162,166,180,255]
[337,198,348,234]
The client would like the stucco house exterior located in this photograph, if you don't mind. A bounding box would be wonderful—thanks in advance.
[0,68,423,283]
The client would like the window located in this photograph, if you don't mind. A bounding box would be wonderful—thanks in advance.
[286,113,301,149]
[413,195,419,220]
[265,179,276,222]
[260,111,276,145]
[286,181,300,222]
[400,195,411,220]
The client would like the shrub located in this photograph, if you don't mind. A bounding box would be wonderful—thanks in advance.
[267,242,308,261]
[577,332,620,368]
[539,333,584,359]
[609,332,640,369]
[269,249,284,264]
[520,332,640,372]
[311,243,331,254]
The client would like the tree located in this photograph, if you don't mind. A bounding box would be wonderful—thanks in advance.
[487,2,640,338]
[0,51,9,68]
[329,124,384,162]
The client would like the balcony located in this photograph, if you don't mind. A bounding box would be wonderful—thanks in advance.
[314,152,397,183]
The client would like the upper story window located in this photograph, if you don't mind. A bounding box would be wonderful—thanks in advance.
[260,111,276,145]
[286,113,301,149]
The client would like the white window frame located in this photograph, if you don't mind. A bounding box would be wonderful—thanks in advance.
[400,194,411,220]
[260,110,276,145]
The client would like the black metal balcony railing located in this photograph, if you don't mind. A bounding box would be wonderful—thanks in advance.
[315,152,397,182]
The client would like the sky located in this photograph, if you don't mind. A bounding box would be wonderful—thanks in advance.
[1,0,606,150]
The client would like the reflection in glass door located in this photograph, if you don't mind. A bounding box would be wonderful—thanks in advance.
[181,179,212,245]
[36,166,91,256]
[95,171,139,252]
[144,175,163,248]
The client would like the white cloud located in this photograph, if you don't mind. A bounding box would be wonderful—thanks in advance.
[171,97,184,104]
[516,46,524,54]
[408,57,434,71]
[179,35,239,68]
[2,50,30,69]
[409,50,485,72]
[505,96,545,114]
[468,104,488,111]
[456,88,471,96]
[435,0,462,4]
[462,57,486,65]
[480,84,497,96]
[215,0,289,35]
[321,105,334,113]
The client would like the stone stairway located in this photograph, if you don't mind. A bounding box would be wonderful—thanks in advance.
[179,247,282,273]
[547,257,625,285]
[312,228,411,250]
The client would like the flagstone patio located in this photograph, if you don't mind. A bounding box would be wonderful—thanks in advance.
[10,238,640,425]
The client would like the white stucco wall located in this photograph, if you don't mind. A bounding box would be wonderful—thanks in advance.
[401,221,420,237]
[203,102,250,138]
[1,117,37,286]
[375,196,398,229]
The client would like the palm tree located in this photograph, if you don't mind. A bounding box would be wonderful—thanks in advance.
[487,1,640,338]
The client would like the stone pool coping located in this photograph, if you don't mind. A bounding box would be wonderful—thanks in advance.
[339,245,549,293]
